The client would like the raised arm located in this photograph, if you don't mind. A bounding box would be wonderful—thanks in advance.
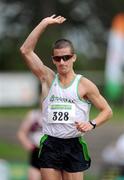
[20,15,66,84]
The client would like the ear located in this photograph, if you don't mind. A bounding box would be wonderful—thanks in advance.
[52,60,56,65]
[72,54,77,62]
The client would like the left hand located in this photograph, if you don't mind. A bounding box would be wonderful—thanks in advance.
[75,121,94,132]
[41,14,66,26]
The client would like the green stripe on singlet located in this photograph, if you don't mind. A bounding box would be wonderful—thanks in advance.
[78,137,90,161]
[51,104,71,109]
[38,134,48,158]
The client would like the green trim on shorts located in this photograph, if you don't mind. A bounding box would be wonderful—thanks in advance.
[38,134,48,158]
[78,137,90,161]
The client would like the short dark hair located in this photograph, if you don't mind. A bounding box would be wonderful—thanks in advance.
[51,39,75,55]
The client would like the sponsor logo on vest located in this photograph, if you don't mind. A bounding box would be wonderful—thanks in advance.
[50,95,75,103]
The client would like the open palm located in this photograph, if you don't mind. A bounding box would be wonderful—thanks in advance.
[42,14,66,25]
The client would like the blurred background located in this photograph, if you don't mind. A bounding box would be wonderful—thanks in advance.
[0,0,124,179]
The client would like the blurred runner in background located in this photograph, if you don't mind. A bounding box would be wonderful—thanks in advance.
[17,109,43,180]
[101,134,124,179]
[102,134,124,165]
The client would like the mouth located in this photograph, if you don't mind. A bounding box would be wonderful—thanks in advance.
[59,65,67,68]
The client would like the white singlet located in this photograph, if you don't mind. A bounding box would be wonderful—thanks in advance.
[42,74,91,138]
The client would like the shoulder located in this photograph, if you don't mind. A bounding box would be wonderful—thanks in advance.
[78,76,100,97]
[20,110,35,128]
[79,77,97,89]
[23,109,42,127]
[25,109,38,122]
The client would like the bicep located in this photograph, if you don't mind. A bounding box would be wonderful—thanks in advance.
[86,84,109,110]
[21,51,55,81]
[89,93,109,110]
[79,78,108,110]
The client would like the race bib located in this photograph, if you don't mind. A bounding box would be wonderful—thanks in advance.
[48,103,75,123]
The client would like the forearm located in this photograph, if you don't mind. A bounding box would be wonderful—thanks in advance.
[18,132,34,151]
[75,107,112,133]
[93,106,113,127]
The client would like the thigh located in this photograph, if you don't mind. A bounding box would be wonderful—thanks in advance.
[39,137,63,169]
[63,137,91,172]
[28,167,41,180]
[40,168,62,180]
[62,171,83,180]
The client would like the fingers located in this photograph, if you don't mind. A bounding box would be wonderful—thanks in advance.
[51,14,65,19]
[75,121,84,132]
[55,16,66,24]
[51,14,56,18]
[50,14,66,23]
[58,16,66,23]
[75,121,93,132]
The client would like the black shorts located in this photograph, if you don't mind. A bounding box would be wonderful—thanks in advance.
[38,135,91,172]
[29,147,40,169]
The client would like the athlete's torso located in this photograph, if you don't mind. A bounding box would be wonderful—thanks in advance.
[42,74,91,138]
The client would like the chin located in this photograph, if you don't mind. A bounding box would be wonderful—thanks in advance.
[61,69,68,74]
[58,68,67,74]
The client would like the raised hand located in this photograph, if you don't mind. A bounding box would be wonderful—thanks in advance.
[42,14,66,26]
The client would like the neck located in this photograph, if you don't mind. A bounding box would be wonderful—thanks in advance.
[58,71,76,86]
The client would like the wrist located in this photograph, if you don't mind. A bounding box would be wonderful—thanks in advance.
[40,20,49,28]
[89,119,96,129]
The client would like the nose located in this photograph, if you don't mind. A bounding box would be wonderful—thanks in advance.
[59,58,65,64]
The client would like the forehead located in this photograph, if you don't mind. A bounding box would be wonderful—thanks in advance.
[53,47,72,56]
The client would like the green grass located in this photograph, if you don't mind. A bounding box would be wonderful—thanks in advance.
[0,140,27,161]
[10,162,28,180]
[110,105,124,121]
[0,107,35,119]
[85,174,98,180]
